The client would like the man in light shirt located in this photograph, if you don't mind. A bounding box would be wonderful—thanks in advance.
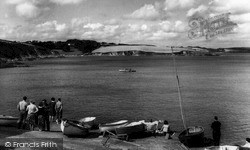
[55,98,63,124]
[26,101,38,130]
[17,96,28,129]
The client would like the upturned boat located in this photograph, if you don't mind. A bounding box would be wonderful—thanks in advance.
[0,115,18,126]
[79,117,96,128]
[116,121,145,135]
[99,120,128,132]
[61,120,89,137]
[178,126,205,147]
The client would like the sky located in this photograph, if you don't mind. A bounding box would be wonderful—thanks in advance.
[0,0,250,48]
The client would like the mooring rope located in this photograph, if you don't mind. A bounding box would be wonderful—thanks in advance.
[171,46,187,130]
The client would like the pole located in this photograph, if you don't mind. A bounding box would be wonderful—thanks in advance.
[171,46,187,130]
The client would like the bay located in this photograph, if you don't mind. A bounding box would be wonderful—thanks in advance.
[0,54,249,144]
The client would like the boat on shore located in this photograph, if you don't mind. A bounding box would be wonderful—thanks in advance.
[61,120,89,137]
[99,120,128,132]
[116,121,145,135]
[119,68,136,72]
[178,126,205,147]
[140,120,158,132]
[205,145,239,150]
[0,115,18,126]
[79,117,96,128]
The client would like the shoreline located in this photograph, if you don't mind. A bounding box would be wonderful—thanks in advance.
[0,124,247,150]
[0,123,199,150]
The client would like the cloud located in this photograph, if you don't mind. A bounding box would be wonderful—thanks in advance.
[36,21,67,33]
[5,0,85,20]
[5,0,26,5]
[187,5,208,17]
[209,0,250,14]
[125,0,195,21]
[50,0,85,5]
[71,18,89,27]
[230,13,250,23]
[6,0,51,20]
[159,20,186,33]
[15,2,40,19]
[125,4,160,20]
[84,23,103,30]
[164,0,195,11]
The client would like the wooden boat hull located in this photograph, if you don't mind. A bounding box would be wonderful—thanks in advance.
[0,115,18,126]
[205,146,239,150]
[79,117,96,128]
[178,126,204,147]
[116,122,145,135]
[61,120,89,137]
[99,120,128,132]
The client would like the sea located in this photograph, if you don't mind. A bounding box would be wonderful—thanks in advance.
[0,54,249,144]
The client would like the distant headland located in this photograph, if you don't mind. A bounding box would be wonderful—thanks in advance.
[1,39,250,68]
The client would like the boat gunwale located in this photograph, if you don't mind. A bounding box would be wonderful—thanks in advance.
[100,120,128,127]
[66,120,89,130]
[79,117,96,123]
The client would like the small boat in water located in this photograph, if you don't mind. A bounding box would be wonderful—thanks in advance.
[119,68,136,72]
[61,120,89,137]
[79,117,96,128]
[0,115,18,126]
[99,120,128,132]
[116,121,145,135]
[178,126,205,147]
[205,146,239,150]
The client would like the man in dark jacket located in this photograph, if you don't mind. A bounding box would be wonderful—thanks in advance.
[211,116,221,146]
[42,99,50,131]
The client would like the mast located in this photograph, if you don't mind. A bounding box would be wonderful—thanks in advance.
[171,46,187,130]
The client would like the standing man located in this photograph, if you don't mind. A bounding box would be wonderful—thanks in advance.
[17,96,28,129]
[42,99,50,131]
[49,97,56,122]
[211,116,221,146]
[26,101,38,130]
[55,98,63,124]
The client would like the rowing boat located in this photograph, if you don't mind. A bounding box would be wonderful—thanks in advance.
[99,120,128,132]
[79,117,96,128]
[116,121,145,135]
[61,120,89,137]
[178,126,205,147]
[0,115,18,126]
[119,69,136,72]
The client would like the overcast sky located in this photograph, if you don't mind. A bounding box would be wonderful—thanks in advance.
[0,0,250,48]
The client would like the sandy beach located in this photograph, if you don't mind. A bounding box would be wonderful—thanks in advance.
[0,123,199,150]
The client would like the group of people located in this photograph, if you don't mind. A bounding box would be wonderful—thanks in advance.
[17,96,63,131]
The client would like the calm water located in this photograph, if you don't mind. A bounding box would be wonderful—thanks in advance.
[0,55,249,144]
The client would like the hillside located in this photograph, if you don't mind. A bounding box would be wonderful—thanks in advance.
[224,47,250,53]
[0,40,51,60]
[1,39,250,62]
